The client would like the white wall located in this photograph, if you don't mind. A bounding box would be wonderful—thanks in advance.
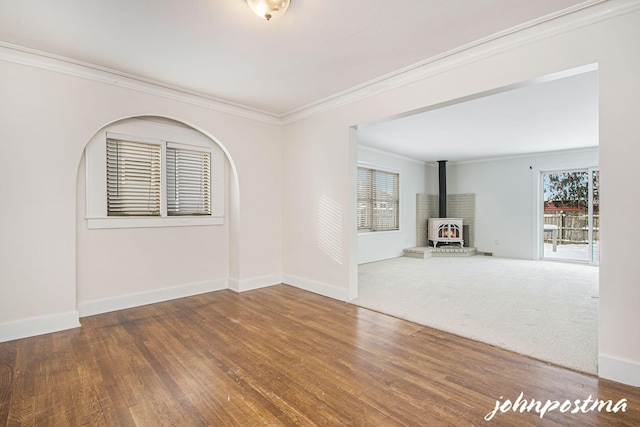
[281,6,640,386]
[0,56,283,341]
[446,148,599,259]
[281,122,354,300]
[357,146,430,264]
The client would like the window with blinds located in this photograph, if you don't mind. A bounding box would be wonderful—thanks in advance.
[86,122,224,229]
[106,138,213,218]
[167,145,212,216]
[357,166,399,232]
[107,139,162,216]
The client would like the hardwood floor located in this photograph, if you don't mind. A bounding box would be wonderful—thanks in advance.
[1,285,638,426]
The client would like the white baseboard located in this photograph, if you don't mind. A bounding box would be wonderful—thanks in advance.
[1,275,346,343]
[0,310,81,343]
[228,275,281,292]
[599,354,640,388]
[78,278,228,317]
[282,274,350,301]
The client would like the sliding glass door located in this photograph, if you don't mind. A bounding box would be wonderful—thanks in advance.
[542,168,599,264]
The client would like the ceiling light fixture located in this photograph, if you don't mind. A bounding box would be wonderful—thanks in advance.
[246,0,291,21]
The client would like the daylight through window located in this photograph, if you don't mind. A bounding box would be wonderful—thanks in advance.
[107,139,162,216]
[167,145,212,216]
[106,138,213,218]
[85,119,225,229]
[357,166,399,232]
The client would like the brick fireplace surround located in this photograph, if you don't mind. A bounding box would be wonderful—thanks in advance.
[416,193,476,247]
[405,193,476,258]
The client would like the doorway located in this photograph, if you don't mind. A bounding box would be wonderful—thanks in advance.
[542,168,599,264]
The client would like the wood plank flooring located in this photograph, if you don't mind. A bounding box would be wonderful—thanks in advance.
[1,284,639,426]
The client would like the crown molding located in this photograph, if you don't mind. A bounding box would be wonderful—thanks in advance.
[429,146,600,167]
[0,42,282,126]
[358,144,427,165]
[1,0,639,127]
[280,0,640,124]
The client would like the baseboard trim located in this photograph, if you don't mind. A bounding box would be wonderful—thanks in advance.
[282,274,350,301]
[78,278,228,317]
[228,275,281,293]
[599,354,640,387]
[0,310,81,343]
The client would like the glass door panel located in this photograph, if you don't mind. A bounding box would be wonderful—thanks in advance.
[542,171,589,262]
[590,169,600,265]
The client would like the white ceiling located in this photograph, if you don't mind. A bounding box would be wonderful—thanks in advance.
[358,69,599,163]
[0,0,592,117]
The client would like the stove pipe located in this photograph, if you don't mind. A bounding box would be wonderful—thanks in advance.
[438,160,447,218]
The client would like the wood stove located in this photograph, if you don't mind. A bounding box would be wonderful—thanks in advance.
[428,218,464,247]
[427,161,464,247]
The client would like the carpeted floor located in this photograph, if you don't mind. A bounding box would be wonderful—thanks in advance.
[353,256,598,374]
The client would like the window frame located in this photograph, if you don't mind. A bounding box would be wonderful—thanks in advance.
[85,119,225,229]
[357,163,400,233]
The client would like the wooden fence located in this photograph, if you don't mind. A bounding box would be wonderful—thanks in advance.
[543,213,599,244]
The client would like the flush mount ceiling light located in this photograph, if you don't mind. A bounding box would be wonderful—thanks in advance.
[247,0,291,21]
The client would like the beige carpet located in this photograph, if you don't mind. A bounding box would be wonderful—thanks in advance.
[353,256,598,374]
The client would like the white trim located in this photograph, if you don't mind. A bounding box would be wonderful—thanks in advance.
[532,167,544,260]
[282,0,635,123]
[357,161,401,175]
[107,131,163,146]
[78,278,228,317]
[599,354,640,387]
[348,127,360,302]
[228,275,281,293]
[0,42,280,125]
[0,311,80,343]
[357,145,427,165]
[87,216,224,229]
[1,1,638,124]
[282,274,351,302]
[538,164,600,175]
[358,229,401,236]
[446,146,600,167]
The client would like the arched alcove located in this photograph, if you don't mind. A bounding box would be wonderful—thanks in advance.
[75,115,240,316]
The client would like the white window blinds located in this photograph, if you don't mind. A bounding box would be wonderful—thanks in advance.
[357,168,373,230]
[166,145,212,216]
[106,139,161,216]
[357,167,399,232]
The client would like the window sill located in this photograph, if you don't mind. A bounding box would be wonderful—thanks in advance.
[358,229,400,236]
[87,216,224,229]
